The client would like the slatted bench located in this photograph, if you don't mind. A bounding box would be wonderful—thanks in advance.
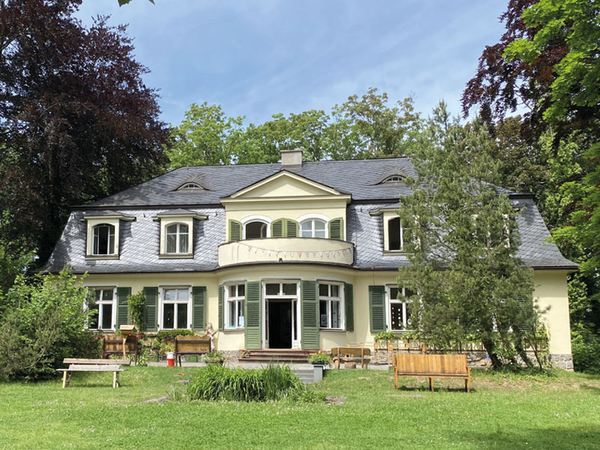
[330,347,371,369]
[393,353,471,392]
[175,335,212,367]
[57,358,131,388]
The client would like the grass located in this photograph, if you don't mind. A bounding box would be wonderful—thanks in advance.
[0,367,599,449]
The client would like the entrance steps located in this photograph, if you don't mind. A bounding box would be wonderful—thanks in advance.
[240,349,317,364]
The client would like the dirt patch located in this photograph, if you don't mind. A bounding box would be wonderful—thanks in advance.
[141,395,170,404]
[325,396,347,405]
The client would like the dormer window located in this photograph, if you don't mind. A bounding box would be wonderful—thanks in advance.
[177,182,202,191]
[387,217,402,251]
[382,175,405,183]
[93,224,116,255]
[166,223,189,254]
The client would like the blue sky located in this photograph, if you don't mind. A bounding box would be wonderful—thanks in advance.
[76,1,507,127]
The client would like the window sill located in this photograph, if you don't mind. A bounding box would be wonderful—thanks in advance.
[319,328,347,332]
[222,327,245,333]
[159,253,194,259]
[383,250,408,256]
[85,255,119,260]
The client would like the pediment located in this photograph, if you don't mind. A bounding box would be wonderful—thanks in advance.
[227,171,346,200]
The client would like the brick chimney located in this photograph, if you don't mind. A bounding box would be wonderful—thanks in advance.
[280,149,303,168]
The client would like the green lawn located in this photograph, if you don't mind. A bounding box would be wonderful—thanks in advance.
[0,367,598,449]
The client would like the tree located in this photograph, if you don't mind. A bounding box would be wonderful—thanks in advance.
[335,88,421,158]
[167,103,244,168]
[398,104,539,368]
[0,0,170,263]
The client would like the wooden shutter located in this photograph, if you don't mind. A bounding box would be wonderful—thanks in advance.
[369,285,386,333]
[228,220,242,242]
[286,219,299,238]
[344,283,354,332]
[218,285,224,331]
[192,286,206,331]
[143,287,158,332]
[244,281,261,349]
[329,217,344,240]
[116,287,131,329]
[301,280,320,349]
[271,219,284,238]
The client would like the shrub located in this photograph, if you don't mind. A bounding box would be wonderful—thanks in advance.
[307,353,331,365]
[204,351,225,363]
[0,268,100,381]
[572,328,600,374]
[155,329,194,345]
[186,364,311,402]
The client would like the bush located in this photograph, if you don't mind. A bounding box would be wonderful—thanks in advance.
[0,268,100,381]
[572,328,600,374]
[186,364,313,402]
[127,291,145,332]
[154,329,194,345]
[307,353,331,365]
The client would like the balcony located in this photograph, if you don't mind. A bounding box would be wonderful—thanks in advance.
[218,238,354,267]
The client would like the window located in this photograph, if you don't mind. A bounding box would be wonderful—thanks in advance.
[319,283,343,329]
[162,288,190,329]
[226,284,245,328]
[387,285,413,331]
[166,223,189,254]
[382,175,405,183]
[177,182,202,191]
[300,219,326,238]
[88,288,115,330]
[92,224,116,255]
[388,217,402,251]
[245,221,267,239]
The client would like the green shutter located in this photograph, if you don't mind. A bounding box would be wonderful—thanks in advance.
[116,287,131,329]
[345,283,354,332]
[143,287,158,332]
[286,219,299,238]
[301,280,320,350]
[229,220,242,242]
[329,217,344,240]
[218,285,224,331]
[369,285,386,333]
[244,281,262,349]
[271,219,284,238]
[192,286,206,331]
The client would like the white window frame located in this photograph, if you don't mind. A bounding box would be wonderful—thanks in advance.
[165,223,189,254]
[386,284,412,331]
[87,287,116,331]
[383,211,404,252]
[318,282,344,330]
[262,280,301,349]
[85,218,120,258]
[300,218,328,239]
[159,286,192,330]
[241,215,272,239]
[225,283,246,329]
[159,216,194,256]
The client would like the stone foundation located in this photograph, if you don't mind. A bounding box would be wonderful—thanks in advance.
[549,353,574,371]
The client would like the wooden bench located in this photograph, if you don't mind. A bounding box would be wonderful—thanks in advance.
[330,347,371,369]
[102,334,138,363]
[57,358,131,388]
[393,353,471,392]
[175,335,212,367]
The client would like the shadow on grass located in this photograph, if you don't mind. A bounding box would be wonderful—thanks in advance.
[455,426,600,450]
[579,384,600,394]
[394,384,474,394]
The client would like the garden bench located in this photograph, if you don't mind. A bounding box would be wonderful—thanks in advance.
[102,334,138,363]
[175,335,212,367]
[393,353,471,392]
[57,358,130,388]
[330,347,371,369]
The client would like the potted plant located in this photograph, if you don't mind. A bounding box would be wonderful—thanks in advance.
[204,351,225,365]
[308,352,330,382]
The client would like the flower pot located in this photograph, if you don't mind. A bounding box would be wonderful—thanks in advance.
[166,352,175,367]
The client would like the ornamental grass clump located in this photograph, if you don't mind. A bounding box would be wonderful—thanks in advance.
[186,364,314,402]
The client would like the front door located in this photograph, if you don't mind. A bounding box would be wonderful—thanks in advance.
[268,300,292,349]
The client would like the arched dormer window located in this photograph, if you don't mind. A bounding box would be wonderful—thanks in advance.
[166,223,189,254]
[245,221,268,239]
[382,175,405,184]
[177,182,202,191]
[300,219,327,238]
[93,224,116,255]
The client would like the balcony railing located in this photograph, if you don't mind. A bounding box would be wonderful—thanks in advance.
[218,238,354,267]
